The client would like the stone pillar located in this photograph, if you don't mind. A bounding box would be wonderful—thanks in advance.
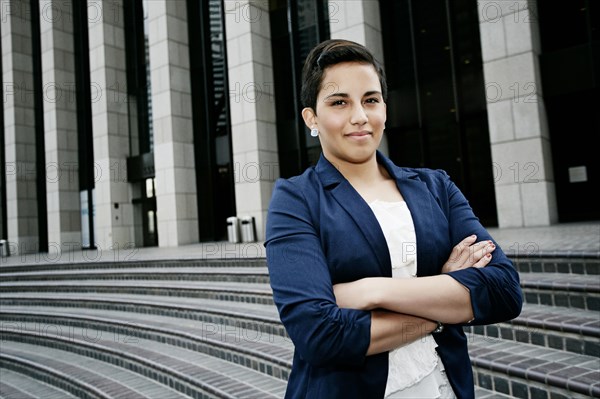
[328,0,388,155]
[1,0,39,254]
[147,0,199,246]
[88,0,134,249]
[478,1,557,227]
[225,0,279,241]
[39,0,81,252]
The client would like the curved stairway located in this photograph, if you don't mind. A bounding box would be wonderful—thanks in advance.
[1,256,598,398]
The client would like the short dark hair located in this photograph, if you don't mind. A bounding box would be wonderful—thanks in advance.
[300,39,387,112]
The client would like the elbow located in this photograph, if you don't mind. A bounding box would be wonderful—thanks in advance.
[492,281,523,323]
[294,327,369,368]
[285,306,371,368]
[507,284,524,320]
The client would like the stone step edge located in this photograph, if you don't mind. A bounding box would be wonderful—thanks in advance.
[0,284,274,305]
[0,328,281,399]
[472,366,576,399]
[0,281,271,294]
[467,311,600,339]
[0,309,293,369]
[0,380,39,399]
[469,346,599,397]
[508,315,600,338]
[0,267,269,281]
[512,259,599,275]
[520,279,600,293]
[0,353,111,399]
[474,385,514,399]
[508,252,600,259]
[0,258,268,273]
[0,296,283,331]
[465,324,599,358]
[0,353,185,399]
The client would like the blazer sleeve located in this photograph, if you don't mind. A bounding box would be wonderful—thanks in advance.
[438,170,523,325]
[265,178,372,368]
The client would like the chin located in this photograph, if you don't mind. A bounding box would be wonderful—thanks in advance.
[343,148,377,164]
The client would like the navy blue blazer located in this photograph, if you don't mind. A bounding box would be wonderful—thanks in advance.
[265,151,522,399]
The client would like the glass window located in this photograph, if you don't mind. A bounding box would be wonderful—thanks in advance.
[380,0,497,226]
[269,0,330,178]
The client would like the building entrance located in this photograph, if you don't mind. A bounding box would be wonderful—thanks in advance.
[380,0,497,226]
[538,1,599,222]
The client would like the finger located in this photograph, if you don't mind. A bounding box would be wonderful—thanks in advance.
[473,252,493,268]
[450,235,479,263]
[470,241,496,263]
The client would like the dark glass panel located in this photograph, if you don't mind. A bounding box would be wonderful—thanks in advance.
[381,0,497,226]
[73,0,96,248]
[188,0,235,241]
[538,0,599,221]
[30,0,48,251]
[269,0,329,178]
[0,21,6,240]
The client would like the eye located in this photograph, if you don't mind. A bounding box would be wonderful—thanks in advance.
[365,98,380,104]
[330,100,346,106]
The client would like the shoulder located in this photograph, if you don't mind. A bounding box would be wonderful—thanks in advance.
[378,152,450,187]
[268,167,322,214]
[272,167,321,196]
[390,162,451,189]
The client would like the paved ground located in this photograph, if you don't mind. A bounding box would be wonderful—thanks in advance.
[1,222,598,267]
[487,221,599,257]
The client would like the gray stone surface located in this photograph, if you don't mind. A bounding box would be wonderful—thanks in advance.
[2,222,597,267]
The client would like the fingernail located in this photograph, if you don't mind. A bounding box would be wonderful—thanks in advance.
[486,253,492,258]
[471,234,477,238]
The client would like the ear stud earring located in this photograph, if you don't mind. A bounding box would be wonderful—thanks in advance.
[310,127,319,137]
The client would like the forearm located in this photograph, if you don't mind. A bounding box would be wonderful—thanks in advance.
[367,310,436,355]
[336,275,474,324]
[374,275,473,323]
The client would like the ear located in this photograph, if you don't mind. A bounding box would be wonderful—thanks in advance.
[301,107,317,129]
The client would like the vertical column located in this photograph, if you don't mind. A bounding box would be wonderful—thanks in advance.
[39,0,81,251]
[88,0,134,249]
[1,0,39,253]
[328,0,388,155]
[147,0,198,246]
[225,0,279,241]
[478,1,557,227]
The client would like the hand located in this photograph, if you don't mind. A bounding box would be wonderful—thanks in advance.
[441,235,495,273]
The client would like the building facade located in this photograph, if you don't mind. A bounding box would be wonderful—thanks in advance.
[1,0,598,254]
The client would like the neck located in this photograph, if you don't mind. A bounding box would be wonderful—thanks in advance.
[327,152,384,185]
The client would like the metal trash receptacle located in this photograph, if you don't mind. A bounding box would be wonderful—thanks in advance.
[240,216,256,242]
[0,240,8,257]
[226,217,240,243]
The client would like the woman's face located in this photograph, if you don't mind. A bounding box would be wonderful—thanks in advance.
[303,62,386,165]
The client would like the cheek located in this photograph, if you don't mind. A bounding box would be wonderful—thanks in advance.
[320,112,346,133]
[369,109,386,128]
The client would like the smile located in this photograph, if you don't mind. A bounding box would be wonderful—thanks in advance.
[344,131,372,140]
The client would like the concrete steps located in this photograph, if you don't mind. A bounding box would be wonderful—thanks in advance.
[467,256,600,398]
[1,256,598,398]
[0,368,78,399]
[1,322,286,398]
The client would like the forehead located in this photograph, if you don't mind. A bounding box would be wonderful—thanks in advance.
[319,62,381,96]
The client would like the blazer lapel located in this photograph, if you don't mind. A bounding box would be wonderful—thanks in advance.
[316,155,392,277]
[377,153,438,276]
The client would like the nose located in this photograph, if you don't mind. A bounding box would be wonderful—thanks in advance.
[350,104,368,126]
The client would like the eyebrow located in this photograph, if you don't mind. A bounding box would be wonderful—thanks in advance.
[324,90,382,100]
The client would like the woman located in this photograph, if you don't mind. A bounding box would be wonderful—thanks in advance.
[265,39,522,399]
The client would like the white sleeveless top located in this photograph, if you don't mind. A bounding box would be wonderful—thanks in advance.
[368,200,455,399]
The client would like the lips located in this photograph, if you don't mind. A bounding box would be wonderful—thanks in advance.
[345,131,372,137]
